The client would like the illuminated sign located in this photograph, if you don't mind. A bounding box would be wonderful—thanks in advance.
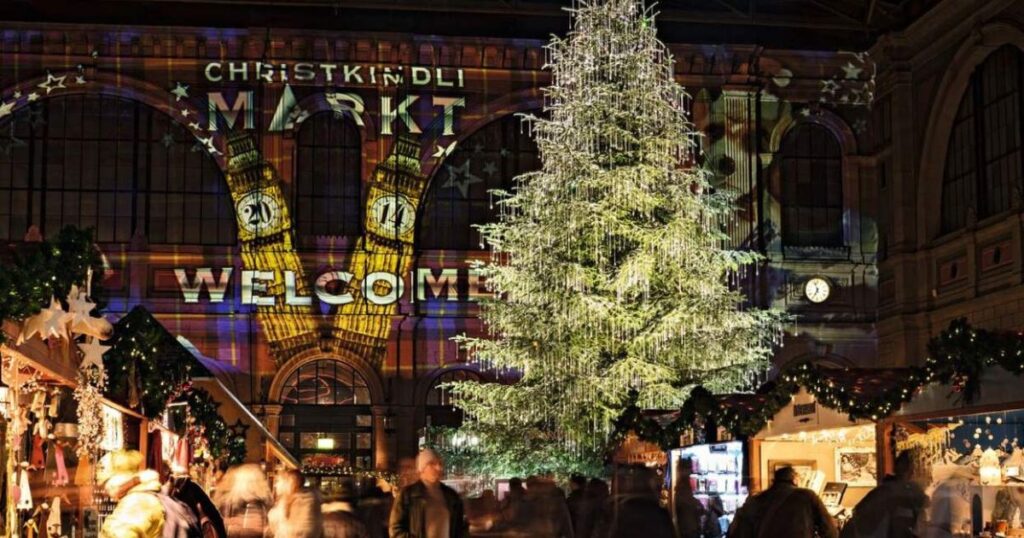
[174,267,489,306]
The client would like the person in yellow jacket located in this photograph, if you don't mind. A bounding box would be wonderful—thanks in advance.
[97,449,165,538]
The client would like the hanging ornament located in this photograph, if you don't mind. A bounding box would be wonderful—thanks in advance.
[17,465,33,510]
[38,297,72,341]
[78,337,110,373]
[67,284,113,339]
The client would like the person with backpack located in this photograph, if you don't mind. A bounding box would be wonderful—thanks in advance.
[840,452,928,538]
[98,449,202,538]
[166,468,228,538]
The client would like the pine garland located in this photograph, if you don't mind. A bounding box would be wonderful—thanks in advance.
[0,226,104,342]
[616,318,1022,449]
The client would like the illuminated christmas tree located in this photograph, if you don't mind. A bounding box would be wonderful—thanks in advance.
[449,0,785,472]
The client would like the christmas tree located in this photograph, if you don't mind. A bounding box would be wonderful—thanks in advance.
[449,0,785,472]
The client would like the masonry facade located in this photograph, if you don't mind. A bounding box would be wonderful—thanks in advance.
[872,0,1024,367]
[0,21,881,472]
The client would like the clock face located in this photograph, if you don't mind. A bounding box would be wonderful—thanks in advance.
[804,277,831,304]
[236,191,280,235]
[369,194,416,240]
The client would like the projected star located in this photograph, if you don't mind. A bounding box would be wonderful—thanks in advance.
[482,161,498,177]
[432,141,457,159]
[37,74,67,95]
[842,62,863,79]
[499,147,511,158]
[161,132,175,148]
[442,160,483,198]
[820,79,840,95]
[27,92,40,102]
[12,91,21,99]
[171,82,190,101]
[188,122,202,131]
[0,100,13,119]
[75,75,87,85]
[180,108,192,118]
[198,136,221,156]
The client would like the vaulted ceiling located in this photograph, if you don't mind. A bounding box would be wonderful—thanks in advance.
[4,0,941,50]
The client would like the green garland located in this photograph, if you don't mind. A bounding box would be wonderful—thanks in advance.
[171,386,246,466]
[616,318,1020,450]
[104,306,211,418]
[0,226,104,342]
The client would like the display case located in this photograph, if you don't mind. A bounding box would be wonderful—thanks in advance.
[668,441,748,530]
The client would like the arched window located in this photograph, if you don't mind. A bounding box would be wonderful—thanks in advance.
[426,368,481,407]
[418,114,540,250]
[0,95,236,244]
[293,112,362,243]
[941,45,1023,233]
[425,368,481,429]
[280,359,371,405]
[779,123,844,247]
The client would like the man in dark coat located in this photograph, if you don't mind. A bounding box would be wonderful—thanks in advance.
[729,466,837,538]
[389,449,468,538]
[592,466,674,538]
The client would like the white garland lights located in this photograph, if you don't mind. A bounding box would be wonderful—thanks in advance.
[450,0,785,461]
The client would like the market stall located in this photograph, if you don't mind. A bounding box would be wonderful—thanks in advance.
[752,388,877,517]
[882,368,1024,537]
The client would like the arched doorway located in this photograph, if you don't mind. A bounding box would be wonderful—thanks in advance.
[277,359,375,470]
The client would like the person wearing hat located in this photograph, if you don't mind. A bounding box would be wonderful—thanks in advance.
[388,449,467,538]
[98,449,166,538]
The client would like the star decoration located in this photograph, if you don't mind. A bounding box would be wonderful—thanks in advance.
[27,92,40,102]
[228,419,250,439]
[160,132,175,148]
[0,124,26,156]
[37,74,67,95]
[180,108,192,118]
[499,147,511,158]
[0,100,14,119]
[75,75,87,85]
[170,82,190,102]
[39,297,72,341]
[841,62,863,80]
[820,79,840,96]
[852,119,868,133]
[798,108,811,117]
[12,91,21,99]
[472,142,484,154]
[441,160,483,198]
[67,285,112,339]
[432,141,457,159]
[198,136,221,156]
[188,122,202,131]
[482,161,498,177]
[78,337,110,373]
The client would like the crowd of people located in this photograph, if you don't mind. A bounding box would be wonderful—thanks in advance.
[94,447,930,538]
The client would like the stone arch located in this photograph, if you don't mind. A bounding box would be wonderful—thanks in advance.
[917,22,1024,243]
[269,348,386,406]
[413,364,482,406]
[2,71,223,169]
[416,87,544,204]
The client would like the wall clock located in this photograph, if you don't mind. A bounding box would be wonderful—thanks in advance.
[804,276,832,304]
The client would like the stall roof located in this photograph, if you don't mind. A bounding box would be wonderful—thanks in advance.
[889,367,1024,421]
